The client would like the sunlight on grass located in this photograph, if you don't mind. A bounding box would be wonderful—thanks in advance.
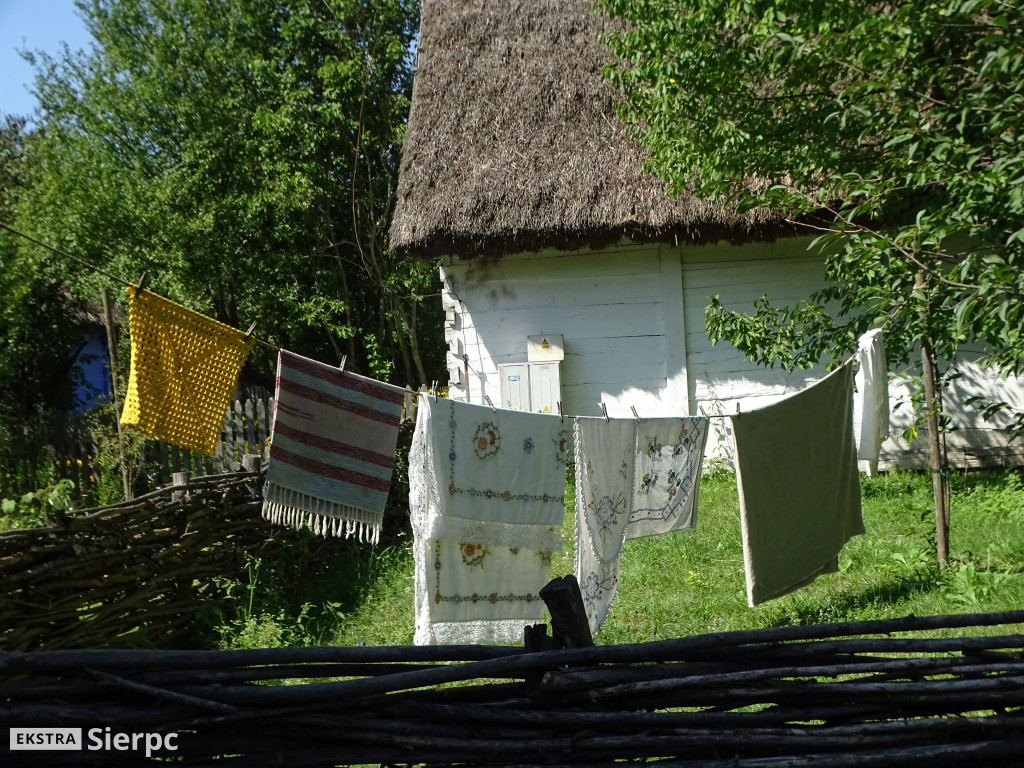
[215,468,1024,648]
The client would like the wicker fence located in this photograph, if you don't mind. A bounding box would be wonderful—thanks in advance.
[2,611,1024,766]
[0,467,271,652]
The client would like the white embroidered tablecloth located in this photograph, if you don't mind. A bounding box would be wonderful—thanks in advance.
[853,329,890,464]
[627,417,709,540]
[411,397,568,645]
[574,417,635,636]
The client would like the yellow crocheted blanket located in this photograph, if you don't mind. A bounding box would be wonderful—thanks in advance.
[121,286,255,455]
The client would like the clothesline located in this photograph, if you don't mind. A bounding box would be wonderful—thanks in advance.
[0,221,314,362]
[451,335,872,425]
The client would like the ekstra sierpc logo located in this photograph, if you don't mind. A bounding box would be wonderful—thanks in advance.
[10,728,82,751]
[10,727,178,756]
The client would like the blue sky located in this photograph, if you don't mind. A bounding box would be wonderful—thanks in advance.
[1,0,92,118]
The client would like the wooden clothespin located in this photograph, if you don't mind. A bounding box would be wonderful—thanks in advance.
[430,381,438,401]
[557,401,564,424]
[485,395,496,412]
[600,402,609,421]
[135,272,149,292]
[244,321,257,338]
[338,354,347,370]
[736,402,741,414]
[630,406,640,422]
[698,405,708,418]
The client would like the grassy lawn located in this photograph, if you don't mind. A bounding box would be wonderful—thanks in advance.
[216,468,1024,649]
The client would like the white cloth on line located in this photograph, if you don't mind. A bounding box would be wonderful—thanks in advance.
[627,417,709,540]
[731,362,864,607]
[853,328,890,463]
[410,396,567,645]
[574,416,635,636]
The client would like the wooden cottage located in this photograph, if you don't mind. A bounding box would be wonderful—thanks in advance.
[390,0,1024,468]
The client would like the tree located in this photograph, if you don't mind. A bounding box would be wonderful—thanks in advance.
[0,116,93,497]
[17,0,439,389]
[600,0,1024,567]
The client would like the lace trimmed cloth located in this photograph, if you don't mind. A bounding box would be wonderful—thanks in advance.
[410,396,568,645]
[120,286,254,455]
[575,416,709,635]
[262,350,406,543]
[627,418,709,540]
[574,417,635,637]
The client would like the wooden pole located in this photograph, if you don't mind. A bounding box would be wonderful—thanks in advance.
[914,273,948,569]
[101,288,133,501]
[540,575,594,649]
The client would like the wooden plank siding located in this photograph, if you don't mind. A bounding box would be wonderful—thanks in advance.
[441,238,1024,469]
[442,243,676,417]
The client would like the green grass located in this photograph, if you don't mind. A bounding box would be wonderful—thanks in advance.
[213,468,1024,649]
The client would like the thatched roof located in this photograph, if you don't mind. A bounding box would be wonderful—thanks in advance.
[389,0,795,260]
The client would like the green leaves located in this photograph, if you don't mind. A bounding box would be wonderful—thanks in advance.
[601,0,1024,398]
[15,0,435,386]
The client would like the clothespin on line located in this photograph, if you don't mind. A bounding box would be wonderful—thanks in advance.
[430,381,438,401]
[485,395,496,412]
[557,401,564,424]
[630,406,640,422]
[698,405,708,418]
[244,321,257,338]
[338,354,347,370]
[135,272,149,292]
[600,402,609,421]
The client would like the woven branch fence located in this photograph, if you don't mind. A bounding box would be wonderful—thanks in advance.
[3,611,1024,766]
[0,468,275,652]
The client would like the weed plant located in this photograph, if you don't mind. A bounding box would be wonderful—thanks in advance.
[211,468,1024,649]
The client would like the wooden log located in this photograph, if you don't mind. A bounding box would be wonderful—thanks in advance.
[540,574,594,649]
[171,471,190,501]
[0,644,522,674]
[87,668,241,714]
[241,454,262,497]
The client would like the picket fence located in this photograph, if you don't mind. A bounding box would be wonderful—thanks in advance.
[51,387,422,501]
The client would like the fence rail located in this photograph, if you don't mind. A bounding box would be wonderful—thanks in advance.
[0,467,270,651]
[47,398,277,498]
[2,611,1024,766]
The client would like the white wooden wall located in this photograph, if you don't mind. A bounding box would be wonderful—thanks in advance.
[679,238,828,463]
[441,238,1024,469]
[441,243,686,418]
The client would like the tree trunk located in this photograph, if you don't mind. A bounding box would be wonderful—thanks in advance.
[101,288,132,501]
[915,273,948,569]
[920,336,949,569]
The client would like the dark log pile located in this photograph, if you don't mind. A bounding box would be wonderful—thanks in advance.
[0,468,272,651]
[3,611,1024,766]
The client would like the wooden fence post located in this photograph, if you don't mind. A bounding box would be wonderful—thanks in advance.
[171,471,190,501]
[540,574,594,649]
[242,454,262,497]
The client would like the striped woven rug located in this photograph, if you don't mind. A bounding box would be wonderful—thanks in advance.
[262,350,406,542]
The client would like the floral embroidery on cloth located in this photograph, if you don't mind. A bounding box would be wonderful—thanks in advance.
[410,397,566,645]
[627,417,709,541]
[574,417,636,636]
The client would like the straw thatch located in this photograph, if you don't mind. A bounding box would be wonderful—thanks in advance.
[390,0,794,260]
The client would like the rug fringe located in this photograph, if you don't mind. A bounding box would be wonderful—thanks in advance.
[262,486,382,544]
